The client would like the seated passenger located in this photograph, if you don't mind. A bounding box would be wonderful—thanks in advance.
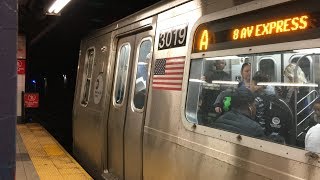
[305,101,320,153]
[250,72,292,144]
[213,62,251,114]
[250,72,271,130]
[211,87,265,138]
[198,60,230,125]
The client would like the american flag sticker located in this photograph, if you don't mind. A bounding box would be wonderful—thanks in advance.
[152,56,185,91]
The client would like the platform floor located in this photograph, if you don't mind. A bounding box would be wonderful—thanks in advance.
[16,123,92,180]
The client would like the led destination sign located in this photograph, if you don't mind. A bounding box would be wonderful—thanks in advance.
[232,15,308,40]
[192,0,320,53]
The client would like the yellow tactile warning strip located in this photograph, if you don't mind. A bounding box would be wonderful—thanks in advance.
[17,123,93,180]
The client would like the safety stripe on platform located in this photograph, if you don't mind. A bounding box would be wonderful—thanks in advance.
[17,123,93,180]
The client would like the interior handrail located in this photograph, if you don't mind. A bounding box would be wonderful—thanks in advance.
[298,97,319,115]
[297,110,314,127]
[297,90,318,104]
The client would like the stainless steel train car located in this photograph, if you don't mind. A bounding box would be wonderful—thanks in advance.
[72,0,320,179]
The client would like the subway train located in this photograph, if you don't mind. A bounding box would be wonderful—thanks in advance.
[72,0,320,179]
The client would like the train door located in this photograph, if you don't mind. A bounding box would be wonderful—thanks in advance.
[107,30,153,180]
[124,33,152,180]
[73,34,111,178]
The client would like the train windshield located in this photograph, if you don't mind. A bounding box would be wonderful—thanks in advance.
[186,48,320,149]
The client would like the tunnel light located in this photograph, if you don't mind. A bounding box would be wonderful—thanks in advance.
[48,0,71,14]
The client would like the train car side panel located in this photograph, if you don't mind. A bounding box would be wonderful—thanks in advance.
[73,33,112,178]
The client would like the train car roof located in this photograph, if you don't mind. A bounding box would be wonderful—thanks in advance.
[84,0,192,39]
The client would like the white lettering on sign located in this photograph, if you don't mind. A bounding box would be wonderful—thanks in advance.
[158,25,188,50]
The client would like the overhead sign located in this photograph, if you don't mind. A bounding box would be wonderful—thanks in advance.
[24,93,39,108]
[232,15,308,40]
[192,0,320,53]
[17,60,26,74]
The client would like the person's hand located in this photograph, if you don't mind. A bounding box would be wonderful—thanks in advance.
[215,107,222,113]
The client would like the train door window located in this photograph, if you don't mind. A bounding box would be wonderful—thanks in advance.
[259,58,276,82]
[186,49,320,150]
[80,47,95,106]
[114,43,131,105]
[132,38,152,110]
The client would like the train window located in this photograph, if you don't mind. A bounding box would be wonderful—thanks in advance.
[186,48,320,150]
[114,43,131,105]
[80,48,95,106]
[132,38,152,110]
[259,58,276,82]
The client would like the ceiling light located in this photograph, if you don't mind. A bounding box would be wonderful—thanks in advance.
[293,48,320,54]
[206,56,240,61]
[48,0,71,14]
[211,80,239,85]
[257,82,318,87]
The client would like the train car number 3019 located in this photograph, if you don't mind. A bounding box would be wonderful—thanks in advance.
[158,25,188,50]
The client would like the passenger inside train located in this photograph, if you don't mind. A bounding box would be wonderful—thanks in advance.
[186,50,320,149]
[250,71,290,144]
[281,63,310,145]
[305,99,320,153]
[210,86,265,138]
[213,62,251,115]
[198,60,230,125]
[133,45,151,109]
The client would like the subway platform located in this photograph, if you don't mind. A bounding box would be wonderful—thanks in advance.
[16,123,92,180]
